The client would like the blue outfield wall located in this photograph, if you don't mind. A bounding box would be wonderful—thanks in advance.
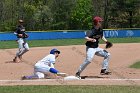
[104,29,140,38]
[0,29,140,41]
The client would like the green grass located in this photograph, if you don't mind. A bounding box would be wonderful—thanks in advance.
[130,61,140,69]
[0,39,85,49]
[0,37,140,49]
[0,85,140,93]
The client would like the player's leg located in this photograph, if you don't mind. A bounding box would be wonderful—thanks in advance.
[13,39,24,62]
[95,48,111,75]
[19,42,29,58]
[22,71,44,80]
[34,65,59,78]
[22,66,46,80]
[76,47,96,78]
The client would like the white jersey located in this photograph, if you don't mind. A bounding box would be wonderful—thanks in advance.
[35,54,55,68]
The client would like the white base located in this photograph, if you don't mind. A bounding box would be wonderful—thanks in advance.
[64,76,80,80]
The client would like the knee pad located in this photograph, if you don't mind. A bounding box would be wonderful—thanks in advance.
[103,50,110,58]
[105,53,110,59]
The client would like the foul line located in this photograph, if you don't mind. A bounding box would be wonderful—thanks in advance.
[0,78,140,82]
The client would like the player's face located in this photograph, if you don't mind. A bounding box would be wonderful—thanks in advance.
[97,21,102,27]
[54,52,60,58]
[19,22,24,25]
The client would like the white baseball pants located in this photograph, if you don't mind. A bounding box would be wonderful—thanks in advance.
[16,38,29,57]
[77,47,110,73]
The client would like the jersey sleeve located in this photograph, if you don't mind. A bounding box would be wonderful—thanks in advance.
[14,27,19,34]
[85,30,92,37]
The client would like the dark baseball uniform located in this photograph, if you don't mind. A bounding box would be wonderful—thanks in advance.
[77,27,110,74]
[14,24,29,57]
[85,27,103,48]
[15,25,27,38]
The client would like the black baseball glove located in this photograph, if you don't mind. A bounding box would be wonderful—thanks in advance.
[24,33,29,38]
[106,41,113,49]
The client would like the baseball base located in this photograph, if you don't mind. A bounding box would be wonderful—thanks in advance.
[64,76,80,80]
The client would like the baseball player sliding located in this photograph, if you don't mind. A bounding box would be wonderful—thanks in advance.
[13,19,29,63]
[22,48,66,80]
[75,16,113,78]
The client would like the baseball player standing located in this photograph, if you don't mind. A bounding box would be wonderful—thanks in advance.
[13,19,29,63]
[22,48,63,79]
[75,16,112,78]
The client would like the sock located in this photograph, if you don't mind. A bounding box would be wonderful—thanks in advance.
[25,75,39,79]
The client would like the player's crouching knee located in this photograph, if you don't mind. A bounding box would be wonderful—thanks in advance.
[35,72,45,79]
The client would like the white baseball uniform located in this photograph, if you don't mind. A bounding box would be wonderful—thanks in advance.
[34,54,56,78]
[22,49,61,80]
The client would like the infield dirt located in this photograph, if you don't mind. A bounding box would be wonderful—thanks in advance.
[0,43,140,85]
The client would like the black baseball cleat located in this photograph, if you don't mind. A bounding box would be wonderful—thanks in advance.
[100,69,111,75]
[21,76,27,80]
[75,72,81,79]
[13,58,19,63]
[21,76,30,80]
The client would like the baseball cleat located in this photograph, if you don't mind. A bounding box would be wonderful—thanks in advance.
[100,69,111,75]
[21,76,33,80]
[13,58,20,63]
[75,72,81,79]
[18,55,22,60]
[21,76,28,80]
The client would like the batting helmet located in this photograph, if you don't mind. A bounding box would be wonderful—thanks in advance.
[93,16,103,25]
[50,48,60,54]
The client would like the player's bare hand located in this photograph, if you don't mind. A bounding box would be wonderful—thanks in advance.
[89,38,96,42]
[18,34,23,37]
[85,37,96,42]
[92,39,96,42]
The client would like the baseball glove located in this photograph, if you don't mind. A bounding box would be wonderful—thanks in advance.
[106,41,113,49]
[24,34,29,38]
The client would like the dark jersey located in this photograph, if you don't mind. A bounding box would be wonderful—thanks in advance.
[85,27,103,48]
[15,25,27,38]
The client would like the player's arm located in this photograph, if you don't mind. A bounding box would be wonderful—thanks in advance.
[14,32,22,37]
[85,30,96,42]
[101,35,108,42]
[14,27,19,35]
[85,37,96,42]
[14,27,23,38]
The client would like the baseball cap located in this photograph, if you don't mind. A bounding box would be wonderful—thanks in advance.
[93,16,103,23]
[18,19,24,23]
[50,48,60,54]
